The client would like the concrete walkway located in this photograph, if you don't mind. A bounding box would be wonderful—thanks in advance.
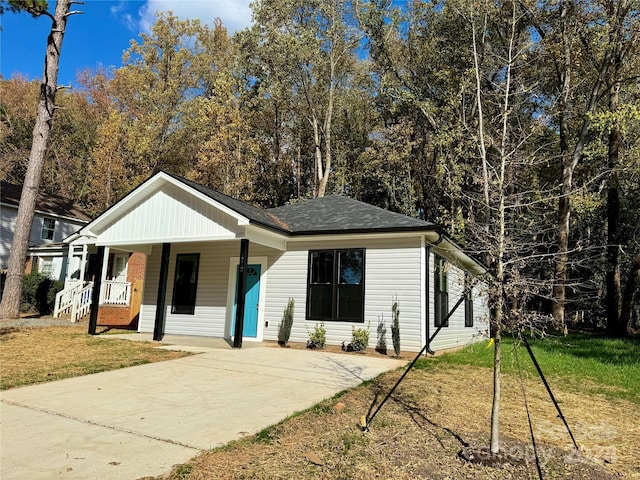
[1,341,405,480]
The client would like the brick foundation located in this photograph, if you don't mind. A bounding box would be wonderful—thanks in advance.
[98,305,137,328]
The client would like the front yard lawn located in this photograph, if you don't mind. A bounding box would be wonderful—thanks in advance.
[0,323,190,390]
[153,334,639,480]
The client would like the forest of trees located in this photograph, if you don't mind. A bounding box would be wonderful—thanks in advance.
[1,0,639,334]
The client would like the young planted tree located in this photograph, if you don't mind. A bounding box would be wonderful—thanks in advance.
[462,0,553,455]
[0,0,80,319]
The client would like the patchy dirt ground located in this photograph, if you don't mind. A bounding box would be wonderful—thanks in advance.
[152,353,637,480]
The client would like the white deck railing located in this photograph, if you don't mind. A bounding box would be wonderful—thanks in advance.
[54,280,131,322]
[102,281,131,305]
[71,283,93,322]
[54,281,89,319]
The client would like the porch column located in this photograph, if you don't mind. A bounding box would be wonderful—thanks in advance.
[80,245,88,282]
[233,239,250,348]
[64,244,74,285]
[99,247,110,304]
[88,246,105,335]
[153,243,171,341]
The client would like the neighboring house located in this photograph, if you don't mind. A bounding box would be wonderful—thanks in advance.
[0,181,91,281]
[67,171,490,352]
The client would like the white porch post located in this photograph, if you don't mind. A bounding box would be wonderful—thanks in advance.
[99,246,110,304]
[65,244,74,287]
[80,245,88,282]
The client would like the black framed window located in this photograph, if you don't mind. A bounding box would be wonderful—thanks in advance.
[464,274,474,327]
[41,218,55,240]
[307,249,365,322]
[434,255,449,327]
[171,253,200,314]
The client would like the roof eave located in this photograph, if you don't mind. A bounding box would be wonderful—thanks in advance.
[288,225,439,236]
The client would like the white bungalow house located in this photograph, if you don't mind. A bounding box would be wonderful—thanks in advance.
[67,171,490,353]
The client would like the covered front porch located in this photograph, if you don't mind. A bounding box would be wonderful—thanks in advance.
[53,237,147,327]
[60,172,288,347]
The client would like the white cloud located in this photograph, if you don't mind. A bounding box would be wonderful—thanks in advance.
[138,0,253,34]
[110,1,138,31]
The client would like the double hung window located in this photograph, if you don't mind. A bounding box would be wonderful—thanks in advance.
[41,218,55,240]
[307,249,365,322]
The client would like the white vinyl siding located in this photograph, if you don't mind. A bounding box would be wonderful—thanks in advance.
[139,241,278,338]
[138,236,490,352]
[262,237,425,352]
[1,205,85,270]
[427,249,490,351]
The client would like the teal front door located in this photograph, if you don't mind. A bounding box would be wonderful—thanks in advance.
[232,264,261,338]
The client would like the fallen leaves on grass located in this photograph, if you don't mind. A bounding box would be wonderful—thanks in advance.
[0,323,190,390]
[159,362,638,480]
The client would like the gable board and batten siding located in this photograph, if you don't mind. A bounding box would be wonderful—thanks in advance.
[94,182,242,246]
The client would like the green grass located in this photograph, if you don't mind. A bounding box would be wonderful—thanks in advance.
[415,333,640,404]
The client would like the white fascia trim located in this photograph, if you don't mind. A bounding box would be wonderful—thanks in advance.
[67,234,98,246]
[432,238,487,276]
[245,225,287,251]
[286,231,429,243]
[95,235,238,248]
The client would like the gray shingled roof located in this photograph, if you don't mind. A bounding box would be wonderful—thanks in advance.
[268,196,437,234]
[1,181,91,222]
[170,173,437,235]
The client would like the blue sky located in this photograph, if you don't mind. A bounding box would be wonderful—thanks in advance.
[1,0,253,86]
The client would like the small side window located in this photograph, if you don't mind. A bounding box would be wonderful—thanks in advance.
[41,218,56,240]
[434,256,449,327]
[465,275,474,327]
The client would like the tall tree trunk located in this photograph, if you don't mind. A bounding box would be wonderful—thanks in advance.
[552,0,608,327]
[490,0,514,453]
[606,72,622,335]
[317,56,336,198]
[0,0,74,319]
[552,0,572,330]
[621,254,640,335]
[605,0,629,336]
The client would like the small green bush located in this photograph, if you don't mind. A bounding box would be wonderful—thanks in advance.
[21,272,63,315]
[351,322,370,352]
[376,315,387,353]
[278,298,295,345]
[306,322,326,349]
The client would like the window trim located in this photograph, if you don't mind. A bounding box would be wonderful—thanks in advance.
[434,255,449,327]
[306,248,366,322]
[41,217,56,240]
[171,253,200,315]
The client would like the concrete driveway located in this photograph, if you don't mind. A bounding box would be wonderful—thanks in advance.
[0,342,405,480]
